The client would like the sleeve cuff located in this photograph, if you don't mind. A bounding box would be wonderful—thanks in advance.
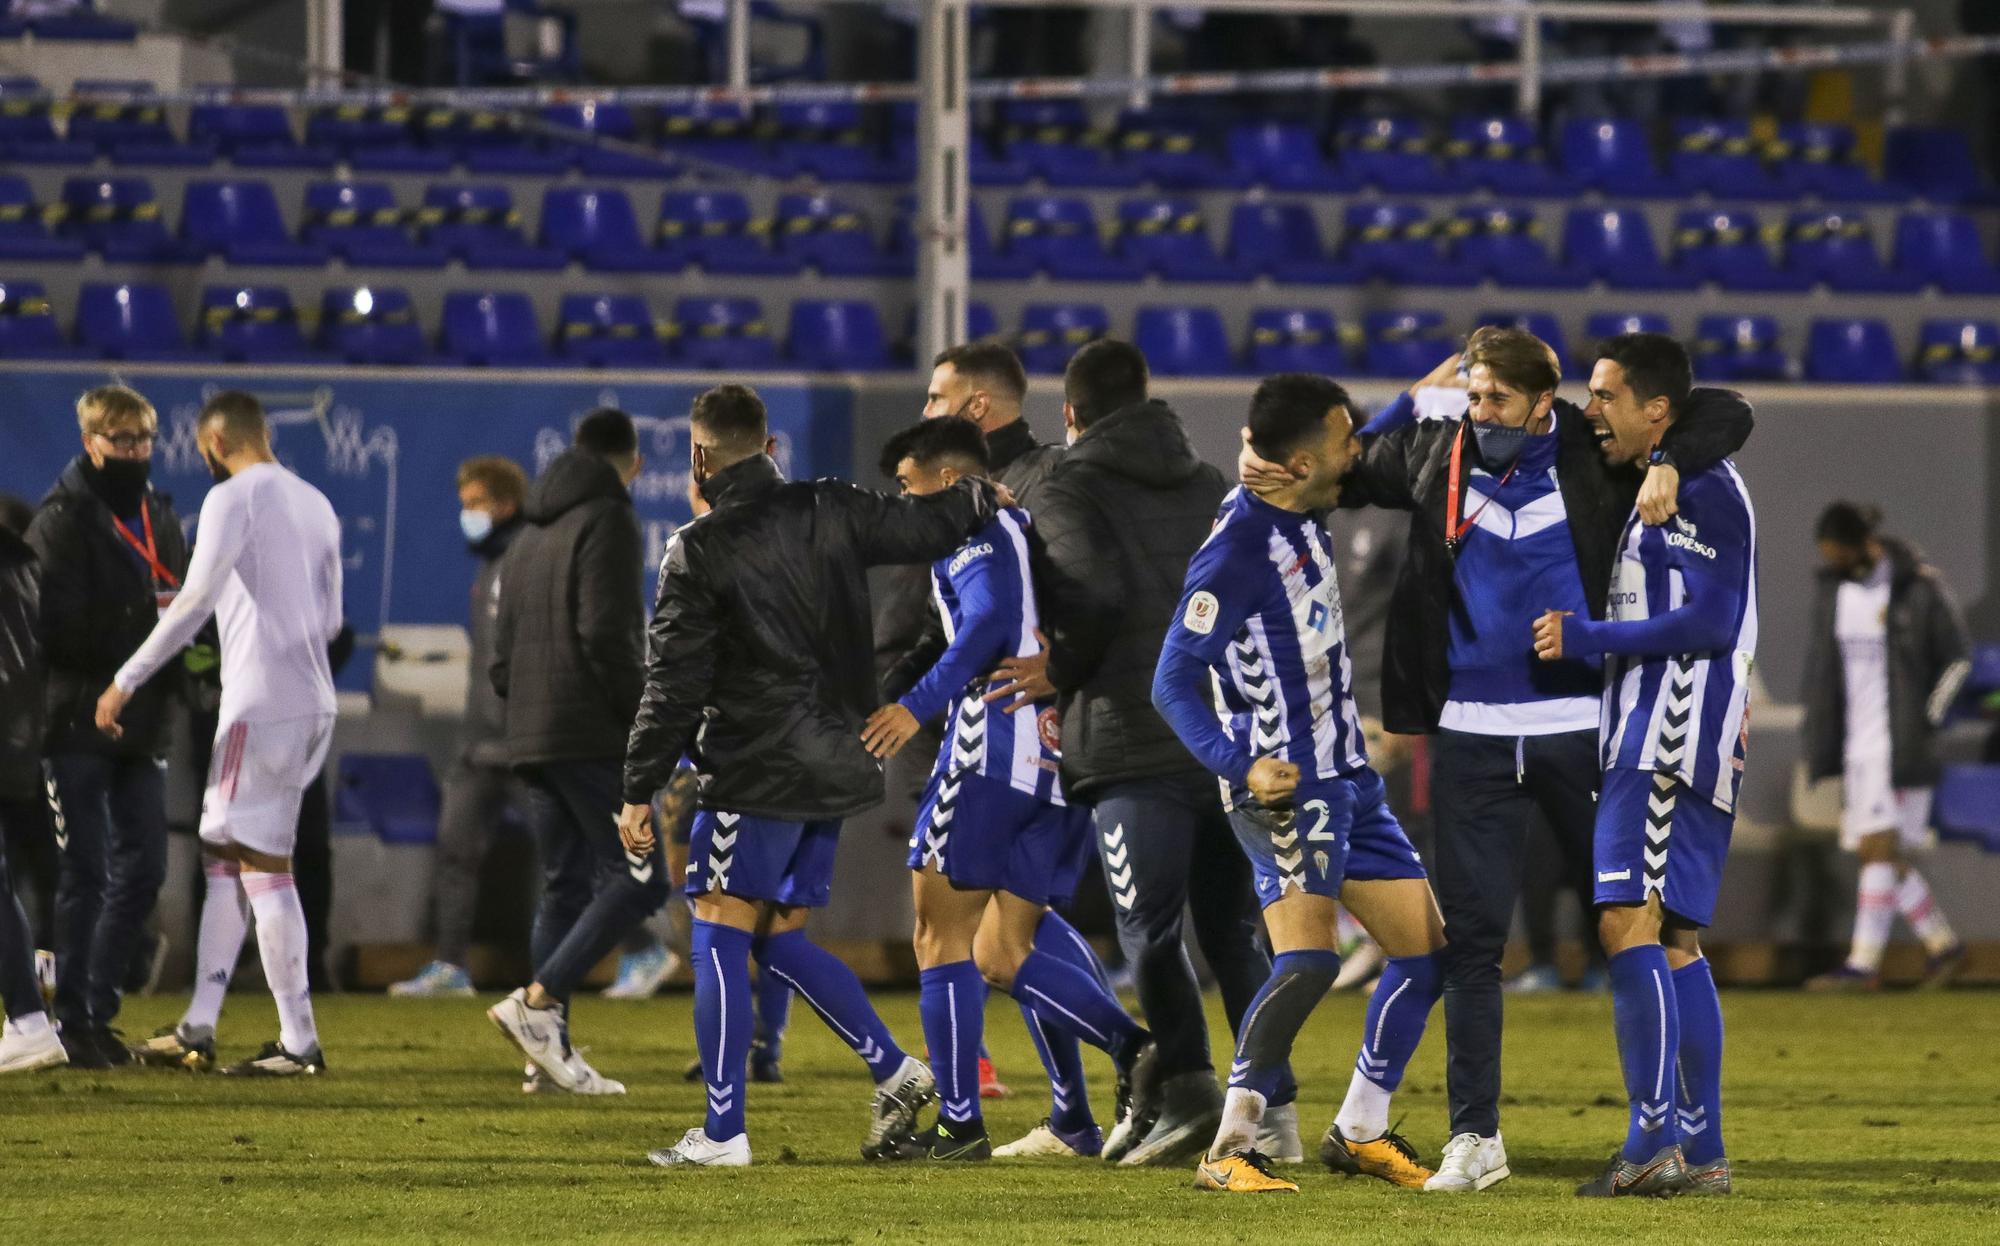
[1562,614,1603,656]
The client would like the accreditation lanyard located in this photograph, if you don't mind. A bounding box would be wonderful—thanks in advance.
[1443,423,1517,556]
[110,506,180,591]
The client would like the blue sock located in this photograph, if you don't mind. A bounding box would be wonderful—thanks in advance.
[1608,944,1681,1162]
[1230,949,1339,1101]
[757,929,905,1082]
[1009,946,1143,1067]
[753,966,792,1062]
[1023,912,1103,1131]
[1035,910,1114,993]
[692,920,753,1143]
[1672,958,1725,1165]
[1355,952,1442,1093]
[920,961,986,1127]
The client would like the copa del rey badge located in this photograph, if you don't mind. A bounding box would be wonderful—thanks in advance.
[1183,590,1219,635]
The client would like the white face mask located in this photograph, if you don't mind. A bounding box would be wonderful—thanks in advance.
[460,508,494,545]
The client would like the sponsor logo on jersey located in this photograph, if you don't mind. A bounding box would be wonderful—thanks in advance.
[1183,590,1219,635]
[948,542,993,576]
[1666,530,1717,560]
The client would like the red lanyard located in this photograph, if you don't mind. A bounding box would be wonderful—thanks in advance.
[111,506,179,589]
[1444,423,1518,554]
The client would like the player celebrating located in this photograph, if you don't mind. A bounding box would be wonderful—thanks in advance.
[1534,334,1756,1197]
[109,391,344,1076]
[861,418,1158,1162]
[1154,375,1445,1195]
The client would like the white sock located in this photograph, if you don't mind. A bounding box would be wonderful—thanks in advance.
[244,872,318,1054]
[184,860,250,1034]
[1844,861,1898,973]
[1210,1086,1266,1159]
[1894,869,1957,954]
[1334,1068,1394,1143]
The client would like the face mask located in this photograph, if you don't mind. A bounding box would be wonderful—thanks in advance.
[1471,421,1533,470]
[93,456,151,508]
[460,508,494,545]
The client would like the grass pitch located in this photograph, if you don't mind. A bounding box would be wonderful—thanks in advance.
[2,989,1996,1244]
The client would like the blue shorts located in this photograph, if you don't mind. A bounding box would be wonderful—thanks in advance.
[1593,767,1733,928]
[1227,767,1426,909]
[910,769,1094,907]
[685,809,842,908]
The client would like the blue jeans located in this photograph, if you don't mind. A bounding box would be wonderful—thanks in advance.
[521,759,668,1004]
[49,752,168,1031]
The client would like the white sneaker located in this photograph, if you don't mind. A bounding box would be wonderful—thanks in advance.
[487,989,577,1090]
[648,1127,751,1167]
[0,1015,67,1074]
[994,1119,1102,1158]
[1424,1132,1510,1192]
[1255,1102,1305,1164]
[602,947,679,999]
[566,1048,627,1095]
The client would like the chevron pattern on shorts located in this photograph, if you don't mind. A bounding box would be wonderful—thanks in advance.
[1643,772,1675,901]
[707,811,740,890]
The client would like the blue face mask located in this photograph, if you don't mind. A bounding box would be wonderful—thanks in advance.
[1470,421,1534,470]
[460,507,494,546]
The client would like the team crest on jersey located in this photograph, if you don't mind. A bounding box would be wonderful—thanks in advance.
[1037,707,1063,754]
[1184,590,1219,635]
[1313,850,1330,877]
[948,542,993,575]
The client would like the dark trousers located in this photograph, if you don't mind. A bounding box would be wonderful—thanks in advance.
[48,752,167,1031]
[1431,728,1600,1138]
[521,758,668,1004]
[1521,808,1605,972]
[296,767,333,991]
[431,755,519,968]
[1092,770,1277,1084]
[0,799,45,1021]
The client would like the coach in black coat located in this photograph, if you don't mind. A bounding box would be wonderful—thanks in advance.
[0,523,53,1031]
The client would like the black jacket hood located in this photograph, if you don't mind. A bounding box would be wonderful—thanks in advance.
[1064,400,1208,490]
[525,449,628,525]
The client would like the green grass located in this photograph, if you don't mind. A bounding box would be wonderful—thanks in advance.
[2,989,1997,1243]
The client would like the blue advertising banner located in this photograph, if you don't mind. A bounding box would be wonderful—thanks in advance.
[0,366,855,689]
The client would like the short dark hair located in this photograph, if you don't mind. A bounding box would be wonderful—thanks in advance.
[689,384,767,455]
[879,417,990,480]
[1063,338,1149,431]
[933,340,1027,404]
[574,407,638,460]
[1597,332,1692,411]
[1249,373,1353,463]
[199,390,267,446]
[1816,500,1882,547]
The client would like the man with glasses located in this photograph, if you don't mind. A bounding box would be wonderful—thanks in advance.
[25,385,188,1068]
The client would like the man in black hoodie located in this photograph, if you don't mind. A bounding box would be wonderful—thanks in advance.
[485,409,663,1096]
[25,384,188,1069]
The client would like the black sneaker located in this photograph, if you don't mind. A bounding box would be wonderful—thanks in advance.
[93,1028,134,1068]
[899,1119,992,1161]
[223,1041,328,1077]
[60,1026,110,1071]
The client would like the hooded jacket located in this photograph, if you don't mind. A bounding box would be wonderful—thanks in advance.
[0,527,44,802]
[489,449,644,766]
[1032,400,1229,797]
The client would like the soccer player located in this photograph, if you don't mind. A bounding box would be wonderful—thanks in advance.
[110,391,343,1076]
[860,417,1157,1161]
[1802,502,1969,990]
[0,511,65,1074]
[620,384,1002,1168]
[1155,374,1445,1195]
[1533,333,1757,1197]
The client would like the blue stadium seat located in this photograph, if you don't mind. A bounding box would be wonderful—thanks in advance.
[1671,208,1809,292]
[774,101,897,183]
[76,281,207,361]
[1915,319,2000,385]
[1933,765,2000,852]
[1225,120,1348,192]
[1885,126,1993,205]
[1449,204,1586,288]
[1135,305,1237,377]
[1446,114,1558,195]
[1336,116,1451,193]
[198,285,321,364]
[1559,117,1673,196]
[557,293,669,368]
[1668,118,1782,200]
[22,3,136,41]
[1018,303,1109,374]
[775,192,905,277]
[1806,318,1903,384]
[1227,202,1355,285]
[307,104,450,172]
[0,174,85,260]
[1586,312,1672,342]
[421,184,564,269]
[1248,308,1347,374]
[334,754,439,845]
[0,279,80,358]
[541,102,672,178]
[419,107,562,176]
[302,181,445,268]
[188,100,331,169]
[72,81,204,164]
[1002,195,1140,281]
[440,290,551,367]
[59,176,198,263]
[1892,211,2000,294]
[1770,123,1897,202]
[659,100,784,176]
[671,297,778,370]
[181,179,327,266]
[318,287,427,366]
[541,186,680,272]
[1562,207,1697,290]
[1362,310,1452,379]
[1340,202,1472,287]
[1119,108,1242,190]
[1001,100,1138,189]
[1114,198,1245,282]
[1782,211,1922,293]
[1477,311,1577,378]
[1693,315,1791,383]
[0,76,92,163]
[787,299,891,371]
[658,189,796,275]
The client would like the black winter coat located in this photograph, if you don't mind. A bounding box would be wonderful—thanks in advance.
[25,458,189,757]
[490,450,645,766]
[623,454,998,818]
[1034,401,1229,797]
[0,527,44,802]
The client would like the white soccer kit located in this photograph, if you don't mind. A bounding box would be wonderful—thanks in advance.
[1834,561,1932,850]
[116,462,344,855]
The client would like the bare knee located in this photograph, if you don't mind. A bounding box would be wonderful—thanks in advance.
[972,921,1032,990]
[1596,902,1662,956]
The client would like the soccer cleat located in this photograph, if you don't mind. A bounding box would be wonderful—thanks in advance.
[1504,963,1563,994]
[1193,1149,1299,1194]
[59,1026,110,1071]
[899,1119,993,1161]
[92,1027,134,1068]
[223,1040,327,1077]
[1320,1123,1433,1188]
[682,1055,703,1083]
[1100,1061,1150,1163]
[1255,1102,1305,1164]
[1920,942,1967,990]
[994,1118,1103,1158]
[978,1054,1009,1099]
[750,1038,783,1084]
[132,1024,215,1072]
[0,1018,67,1074]
[861,1056,936,1160]
[389,960,476,998]
[1119,1069,1223,1168]
[602,946,677,999]
[487,989,576,1091]
[1683,1156,1732,1195]
[648,1127,751,1168]
[1575,1143,1687,1198]
[1423,1132,1510,1192]
[1804,965,1880,992]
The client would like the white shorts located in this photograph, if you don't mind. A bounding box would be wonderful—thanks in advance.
[200,715,336,858]
[1839,754,1935,852]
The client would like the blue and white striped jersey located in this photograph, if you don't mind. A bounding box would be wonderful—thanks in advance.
[897,506,1065,805]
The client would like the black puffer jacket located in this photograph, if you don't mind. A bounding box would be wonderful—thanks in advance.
[623,453,998,818]
[1033,400,1228,797]
[25,457,189,758]
[0,527,44,803]
[490,450,644,766]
